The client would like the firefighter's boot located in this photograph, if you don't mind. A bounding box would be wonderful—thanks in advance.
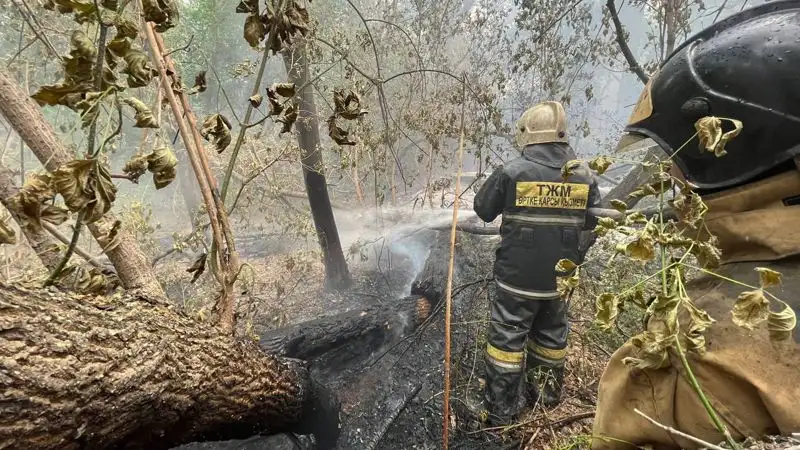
[526,356,566,408]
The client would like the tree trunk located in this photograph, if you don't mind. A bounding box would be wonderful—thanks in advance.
[0,284,317,450]
[282,41,352,290]
[261,295,431,380]
[0,68,166,301]
[0,164,62,271]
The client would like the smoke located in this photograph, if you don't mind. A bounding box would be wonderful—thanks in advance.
[334,206,480,295]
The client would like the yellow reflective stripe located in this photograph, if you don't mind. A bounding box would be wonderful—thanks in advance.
[529,342,567,361]
[486,344,524,364]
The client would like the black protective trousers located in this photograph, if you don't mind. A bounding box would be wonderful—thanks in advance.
[484,285,569,418]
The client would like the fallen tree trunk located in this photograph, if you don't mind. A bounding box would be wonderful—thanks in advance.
[261,295,431,378]
[0,285,325,450]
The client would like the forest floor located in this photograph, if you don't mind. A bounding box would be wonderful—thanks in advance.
[162,222,624,450]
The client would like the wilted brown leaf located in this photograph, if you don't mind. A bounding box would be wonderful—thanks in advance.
[142,0,178,32]
[593,216,617,237]
[333,89,368,120]
[755,267,782,289]
[64,30,97,86]
[147,146,178,189]
[327,116,355,145]
[694,116,743,157]
[122,153,149,182]
[595,293,620,332]
[610,199,628,213]
[51,159,118,224]
[122,97,159,128]
[588,155,613,175]
[556,271,579,299]
[683,298,715,354]
[555,258,577,273]
[249,93,263,107]
[732,289,770,330]
[622,331,672,370]
[123,49,158,88]
[277,103,298,134]
[113,16,139,39]
[691,238,722,269]
[625,235,656,262]
[186,252,207,283]
[236,0,258,13]
[273,82,296,98]
[187,71,207,95]
[244,13,266,48]
[768,302,797,342]
[200,114,233,153]
[561,159,581,180]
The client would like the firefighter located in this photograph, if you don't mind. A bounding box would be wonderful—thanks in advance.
[468,100,602,424]
[592,1,800,448]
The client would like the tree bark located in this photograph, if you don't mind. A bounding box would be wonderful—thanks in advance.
[0,68,166,300]
[0,284,314,450]
[283,41,352,291]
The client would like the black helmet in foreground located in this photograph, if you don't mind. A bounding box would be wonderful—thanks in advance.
[617,0,800,192]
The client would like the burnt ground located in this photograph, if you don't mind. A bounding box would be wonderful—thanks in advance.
[170,227,608,450]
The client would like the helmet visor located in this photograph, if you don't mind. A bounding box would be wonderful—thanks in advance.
[614,133,664,155]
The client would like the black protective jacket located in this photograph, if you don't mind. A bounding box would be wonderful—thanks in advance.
[474,143,601,299]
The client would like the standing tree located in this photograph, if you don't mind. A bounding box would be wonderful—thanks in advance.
[283,40,352,290]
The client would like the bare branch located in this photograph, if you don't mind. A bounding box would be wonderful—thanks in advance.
[633,408,727,450]
[606,0,650,85]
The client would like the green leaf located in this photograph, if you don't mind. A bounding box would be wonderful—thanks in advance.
[732,289,770,330]
[595,293,620,332]
[588,155,612,175]
[755,267,782,289]
[767,302,797,342]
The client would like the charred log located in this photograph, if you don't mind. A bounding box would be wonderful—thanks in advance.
[260,295,431,379]
[0,285,339,450]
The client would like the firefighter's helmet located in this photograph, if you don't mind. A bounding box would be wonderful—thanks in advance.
[617,0,800,192]
[515,101,568,148]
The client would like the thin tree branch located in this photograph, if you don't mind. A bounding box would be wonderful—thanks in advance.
[606,0,650,85]
[634,409,727,450]
[163,34,194,57]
